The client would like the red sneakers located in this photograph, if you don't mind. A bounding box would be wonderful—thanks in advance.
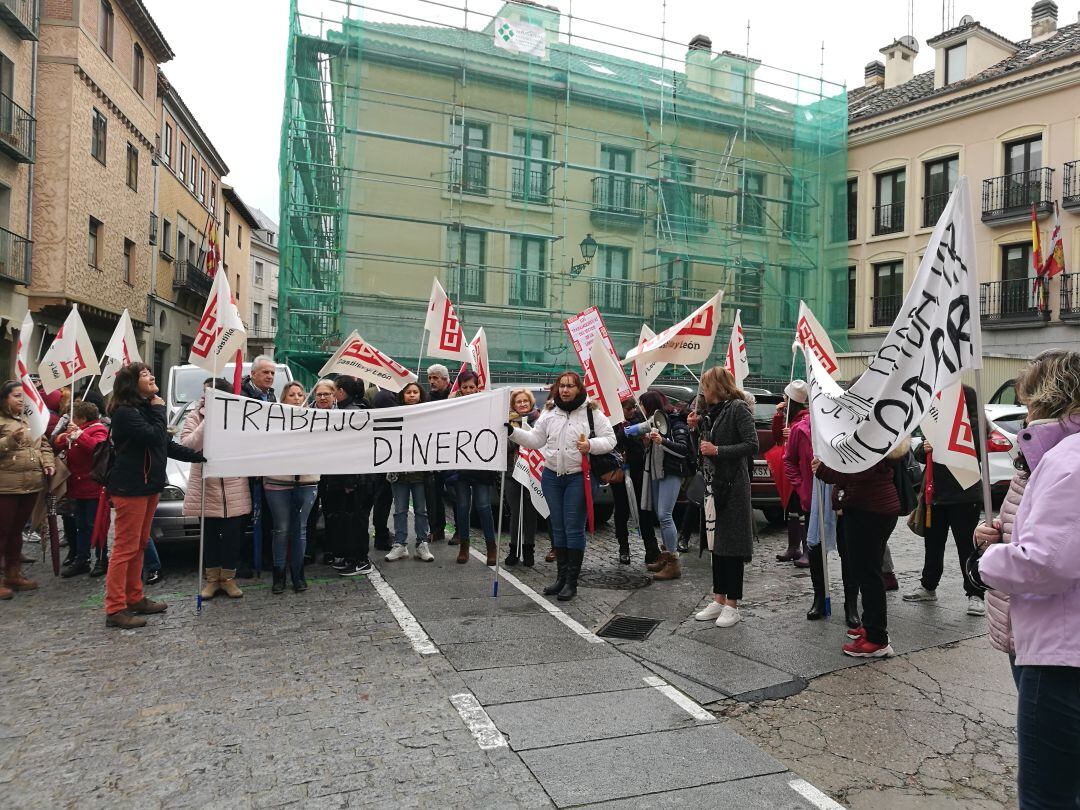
[845,626,866,641]
[842,635,894,658]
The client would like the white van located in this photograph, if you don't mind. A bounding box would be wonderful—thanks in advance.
[166,361,293,420]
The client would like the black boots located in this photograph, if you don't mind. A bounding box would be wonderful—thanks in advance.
[272,567,286,595]
[844,585,861,628]
[806,544,826,620]
[522,544,535,567]
[618,536,631,565]
[558,548,584,601]
[291,565,308,593]
[543,547,567,595]
[777,514,803,561]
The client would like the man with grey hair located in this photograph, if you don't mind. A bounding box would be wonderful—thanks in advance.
[425,363,451,541]
[241,355,276,402]
[237,355,277,577]
[426,363,451,402]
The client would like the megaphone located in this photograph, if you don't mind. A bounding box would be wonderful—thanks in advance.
[625,411,670,439]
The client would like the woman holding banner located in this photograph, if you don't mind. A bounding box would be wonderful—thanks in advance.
[450,371,499,566]
[329,376,374,577]
[504,389,539,567]
[385,382,434,564]
[510,371,616,602]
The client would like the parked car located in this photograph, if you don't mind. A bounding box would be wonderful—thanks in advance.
[166,361,293,421]
[989,378,1018,405]
[150,401,201,544]
[748,392,785,524]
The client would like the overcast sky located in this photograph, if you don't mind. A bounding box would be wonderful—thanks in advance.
[145,0,1063,221]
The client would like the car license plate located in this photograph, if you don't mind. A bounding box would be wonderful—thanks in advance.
[752,465,770,479]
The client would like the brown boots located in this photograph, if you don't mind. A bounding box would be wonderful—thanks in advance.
[4,568,38,592]
[646,551,673,573]
[485,541,497,567]
[653,552,682,581]
[217,569,244,598]
[456,537,470,564]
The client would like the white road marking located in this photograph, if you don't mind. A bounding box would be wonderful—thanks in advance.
[788,778,846,809]
[642,675,716,723]
[449,693,508,750]
[366,568,439,656]
[469,547,605,643]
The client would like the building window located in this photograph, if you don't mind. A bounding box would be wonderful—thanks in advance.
[737,267,763,326]
[596,145,636,213]
[663,157,707,231]
[179,142,187,182]
[132,44,145,96]
[923,154,958,226]
[509,236,547,308]
[254,260,264,286]
[450,118,489,195]
[830,178,858,242]
[1000,243,1034,316]
[270,306,278,330]
[1005,135,1042,175]
[199,168,206,203]
[224,209,230,236]
[88,217,101,268]
[126,143,138,191]
[872,260,904,326]
[594,246,633,314]
[252,302,262,333]
[847,178,858,240]
[210,182,216,214]
[237,224,242,248]
[511,130,550,203]
[98,0,114,58]
[739,170,765,231]
[123,238,134,284]
[873,169,905,235]
[448,227,485,303]
[189,155,197,191]
[782,177,807,238]
[848,266,857,329]
[160,219,173,259]
[781,267,807,327]
[163,123,172,166]
[91,109,107,164]
[944,42,966,85]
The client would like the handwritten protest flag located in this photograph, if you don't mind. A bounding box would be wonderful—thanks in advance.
[804,177,982,474]
[512,447,549,518]
[585,333,627,426]
[190,271,246,373]
[724,310,750,389]
[795,301,840,380]
[99,309,142,396]
[319,331,417,392]
[920,382,982,489]
[16,312,49,440]
[424,278,471,363]
[38,304,101,395]
[622,291,722,367]
[626,324,665,396]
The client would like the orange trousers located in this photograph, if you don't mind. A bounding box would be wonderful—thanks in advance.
[104,494,159,616]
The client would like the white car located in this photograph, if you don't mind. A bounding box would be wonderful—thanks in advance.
[166,362,293,421]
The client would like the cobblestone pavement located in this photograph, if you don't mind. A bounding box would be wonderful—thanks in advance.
[0,507,1018,808]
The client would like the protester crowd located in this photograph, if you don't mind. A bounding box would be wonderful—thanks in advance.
[2,348,1077,808]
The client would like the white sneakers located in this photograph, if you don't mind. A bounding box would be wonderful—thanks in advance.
[415,542,434,562]
[902,585,938,602]
[384,545,410,562]
[695,601,725,621]
[967,596,986,616]
[694,601,741,627]
[714,606,741,628]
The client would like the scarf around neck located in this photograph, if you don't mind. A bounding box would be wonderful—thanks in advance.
[554,390,587,412]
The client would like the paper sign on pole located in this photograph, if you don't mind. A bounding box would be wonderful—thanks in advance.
[319,331,418,392]
[424,278,471,363]
[565,306,631,402]
[622,291,722,367]
[512,447,549,518]
[920,382,982,489]
[38,304,101,394]
[99,309,142,396]
[724,310,750,389]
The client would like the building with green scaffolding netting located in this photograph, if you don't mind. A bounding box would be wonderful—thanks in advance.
[280,0,849,387]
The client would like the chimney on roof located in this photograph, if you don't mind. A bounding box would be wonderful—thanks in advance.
[880,36,919,89]
[1031,0,1058,41]
[686,35,713,96]
[864,60,885,88]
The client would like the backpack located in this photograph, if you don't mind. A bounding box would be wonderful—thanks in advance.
[90,431,123,486]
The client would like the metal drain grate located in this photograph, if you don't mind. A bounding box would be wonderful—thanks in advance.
[596,614,662,641]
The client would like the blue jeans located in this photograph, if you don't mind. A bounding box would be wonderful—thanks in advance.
[392,480,430,545]
[541,468,587,551]
[650,474,682,552]
[266,486,318,575]
[1016,665,1080,809]
[454,479,495,543]
[142,537,160,574]
[72,498,99,563]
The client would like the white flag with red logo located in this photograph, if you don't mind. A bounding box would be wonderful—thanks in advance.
[626,324,665,395]
[512,447,550,518]
[622,291,722,366]
[724,310,750,389]
[16,311,49,440]
[424,278,471,363]
[38,304,101,395]
[190,271,246,374]
[468,327,490,392]
[99,309,142,396]
[318,331,417,392]
[920,382,981,489]
[795,301,840,380]
[586,333,626,426]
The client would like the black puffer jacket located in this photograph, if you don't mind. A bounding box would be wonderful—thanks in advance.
[656,412,694,478]
[107,400,204,497]
[240,375,273,402]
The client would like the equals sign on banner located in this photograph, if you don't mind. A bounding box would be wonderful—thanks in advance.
[373,416,404,432]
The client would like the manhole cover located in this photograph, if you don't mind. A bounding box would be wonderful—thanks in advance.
[578,570,653,590]
[597,615,662,641]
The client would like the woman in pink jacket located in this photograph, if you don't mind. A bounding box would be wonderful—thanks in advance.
[182,378,252,600]
[971,350,1080,809]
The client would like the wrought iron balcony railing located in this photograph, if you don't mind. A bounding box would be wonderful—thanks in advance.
[981,167,1053,223]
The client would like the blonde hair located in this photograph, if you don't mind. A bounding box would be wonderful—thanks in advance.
[313,379,336,395]
[279,381,305,403]
[509,388,535,411]
[701,366,750,405]
[1015,350,1080,422]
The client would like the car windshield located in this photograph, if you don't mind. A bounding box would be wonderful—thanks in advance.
[172,365,290,404]
[993,415,1026,436]
[752,397,782,424]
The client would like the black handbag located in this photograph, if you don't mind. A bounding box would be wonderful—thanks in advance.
[586,409,624,483]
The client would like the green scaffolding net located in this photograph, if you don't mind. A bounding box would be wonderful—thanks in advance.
[280,0,849,389]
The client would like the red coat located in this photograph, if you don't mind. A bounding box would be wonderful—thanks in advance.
[55,420,108,499]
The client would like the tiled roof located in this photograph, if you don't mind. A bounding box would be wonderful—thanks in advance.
[850,21,1080,124]
[926,20,1014,47]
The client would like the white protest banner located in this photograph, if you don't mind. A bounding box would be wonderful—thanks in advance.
[99,309,142,396]
[190,271,246,373]
[38,304,101,394]
[805,177,982,473]
[468,327,490,391]
[512,447,549,518]
[920,382,981,489]
[622,291,722,366]
[627,324,665,395]
[16,312,49,440]
[424,278,470,363]
[565,306,630,402]
[585,333,627,426]
[319,331,418,392]
[204,388,509,478]
[724,310,750,389]
[795,301,840,379]
[492,16,547,59]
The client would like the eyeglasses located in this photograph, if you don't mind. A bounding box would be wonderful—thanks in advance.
[314,392,334,398]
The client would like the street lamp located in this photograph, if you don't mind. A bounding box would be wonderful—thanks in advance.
[569,233,597,279]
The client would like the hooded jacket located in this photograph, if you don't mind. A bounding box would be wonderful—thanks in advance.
[977,416,1080,668]
[180,406,252,519]
[985,470,1027,656]
[782,409,813,512]
[512,400,616,476]
[54,419,108,500]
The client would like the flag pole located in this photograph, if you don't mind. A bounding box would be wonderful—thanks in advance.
[416,328,426,378]
[816,478,831,617]
[516,484,524,562]
[972,368,995,520]
[784,345,798,425]
[492,467,506,598]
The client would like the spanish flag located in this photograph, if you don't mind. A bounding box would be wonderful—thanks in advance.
[1030,203,1043,275]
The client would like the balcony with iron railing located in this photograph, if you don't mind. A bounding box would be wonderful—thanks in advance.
[659,183,711,234]
[448,157,488,196]
[980,278,1050,325]
[0,0,38,40]
[173,258,212,298]
[830,207,856,243]
[510,164,550,205]
[590,176,647,228]
[981,167,1053,224]
[653,282,707,321]
[588,277,645,317]
[508,270,545,309]
[1059,272,1080,320]
[922,192,950,227]
[871,294,902,327]
[0,91,35,163]
[872,201,904,236]
[1063,161,1079,211]
[0,225,31,285]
